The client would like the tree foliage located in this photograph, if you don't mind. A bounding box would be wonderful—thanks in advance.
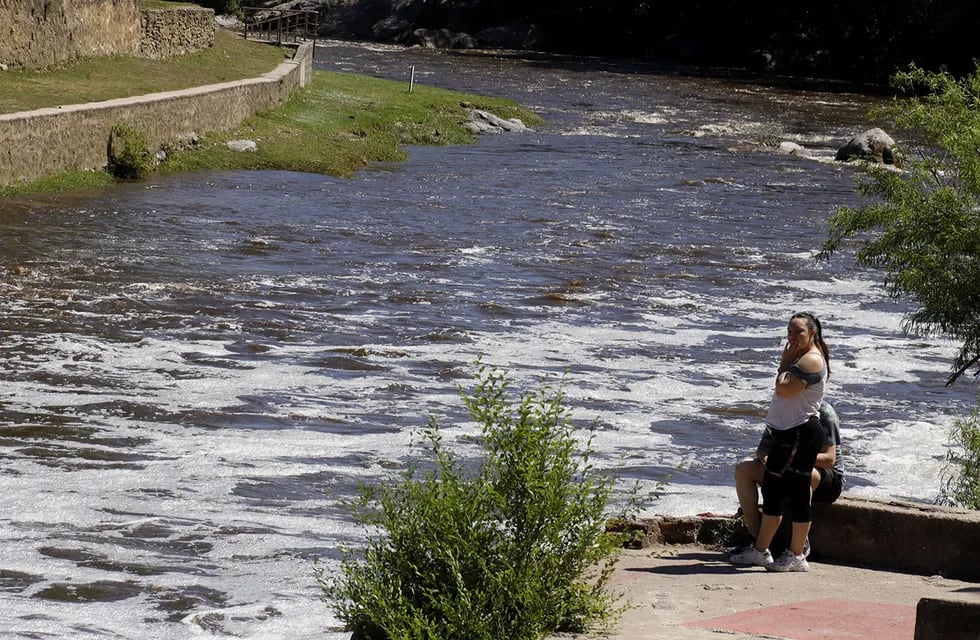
[320,364,633,640]
[187,0,241,18]
[940,408,980,510]
[422,0,980,84]
[820,62,980,385]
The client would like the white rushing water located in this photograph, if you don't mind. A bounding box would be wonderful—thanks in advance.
[0,41,976,639]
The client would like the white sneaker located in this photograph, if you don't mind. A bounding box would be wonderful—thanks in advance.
[766,549,809,572]
[729,545,773,567]
[803,537,811,558]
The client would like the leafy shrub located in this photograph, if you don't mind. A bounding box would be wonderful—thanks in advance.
[107,123,152,180]
[320,364,632,640]
[189,0,242,18]
[939,407,980,510]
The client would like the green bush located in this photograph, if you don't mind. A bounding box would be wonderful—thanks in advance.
[320,364,632,640]
[189,0,242,18]
[939,407,980,510]
[107,123,153,180]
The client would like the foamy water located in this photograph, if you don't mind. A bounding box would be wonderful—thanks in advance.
[0,41,975,639]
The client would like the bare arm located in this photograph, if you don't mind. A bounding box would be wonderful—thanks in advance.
[774,351,823,398]
[814,443,836,469]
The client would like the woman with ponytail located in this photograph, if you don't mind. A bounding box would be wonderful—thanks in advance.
[730,311,830,572]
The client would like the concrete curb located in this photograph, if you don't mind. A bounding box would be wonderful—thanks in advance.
[624,496,980,580]
[915,597,980,640]
[809,496,980,580]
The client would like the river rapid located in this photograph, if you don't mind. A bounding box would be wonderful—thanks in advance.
[0,40,975,639]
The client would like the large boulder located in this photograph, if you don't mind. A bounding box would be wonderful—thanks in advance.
[311,0,539,49]
[372,15,411,40]
[778,141,811,157]
[835,127,896,164]
[316,0,393,40]
[462,109,528,135]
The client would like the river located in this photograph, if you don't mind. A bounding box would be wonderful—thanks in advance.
[0,40,974,639]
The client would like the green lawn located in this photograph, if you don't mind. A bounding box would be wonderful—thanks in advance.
[0,29,540,197]
[0,29,287,114]
[160,70,541,178]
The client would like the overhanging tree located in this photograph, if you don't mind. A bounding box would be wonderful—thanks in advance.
[820,62,980,386]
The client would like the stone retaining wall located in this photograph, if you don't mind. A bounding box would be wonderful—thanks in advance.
[139,7,215,59]
[0,0,141,69]
[0,41,313,187]
[0,1,215,69]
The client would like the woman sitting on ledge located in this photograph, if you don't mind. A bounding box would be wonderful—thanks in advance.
[733,400,844,556]
[730,311,831,573]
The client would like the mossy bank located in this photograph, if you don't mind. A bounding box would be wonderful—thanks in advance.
[0,29,539,198]
[158,70,539,179]
[1,70,538,197]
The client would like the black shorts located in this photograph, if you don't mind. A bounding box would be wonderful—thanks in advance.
[812,467,843,503]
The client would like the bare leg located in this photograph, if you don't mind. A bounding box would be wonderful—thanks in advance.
[735,459,765,538]
[755,513,781,552]
[790,522,810,556]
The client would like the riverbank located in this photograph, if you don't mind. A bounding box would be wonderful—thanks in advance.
[155,66,540,178]
[313,0,978,85]
[0,37,539,197]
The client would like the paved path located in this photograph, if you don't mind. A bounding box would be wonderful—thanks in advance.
[556,544,979,640]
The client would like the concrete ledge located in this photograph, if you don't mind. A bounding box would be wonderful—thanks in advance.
[619,497,980,639]
[623,496,980,581]
[810,496,980,581]
[915,598,980,640]
[0,40,314,187]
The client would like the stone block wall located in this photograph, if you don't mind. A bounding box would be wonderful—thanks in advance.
[139,7,214,59]
[0,0,141,69]
[0,1,216,69]
[0,42,313,186]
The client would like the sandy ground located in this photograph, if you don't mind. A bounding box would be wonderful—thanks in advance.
[554,544,980,640]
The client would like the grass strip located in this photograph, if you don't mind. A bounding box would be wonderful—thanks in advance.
[0,70,541,197]
[0,30,287,113]
[160,70,541,177]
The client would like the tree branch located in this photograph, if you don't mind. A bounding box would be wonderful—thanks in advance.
[946,355,980,387]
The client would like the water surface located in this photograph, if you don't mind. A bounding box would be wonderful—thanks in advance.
[0,40,973,639]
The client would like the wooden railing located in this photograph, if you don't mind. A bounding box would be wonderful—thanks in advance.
[242,6,318,48]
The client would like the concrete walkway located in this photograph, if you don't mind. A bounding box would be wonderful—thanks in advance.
[563,544,979,640]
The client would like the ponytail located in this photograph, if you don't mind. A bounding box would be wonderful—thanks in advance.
[792,311,831,379]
